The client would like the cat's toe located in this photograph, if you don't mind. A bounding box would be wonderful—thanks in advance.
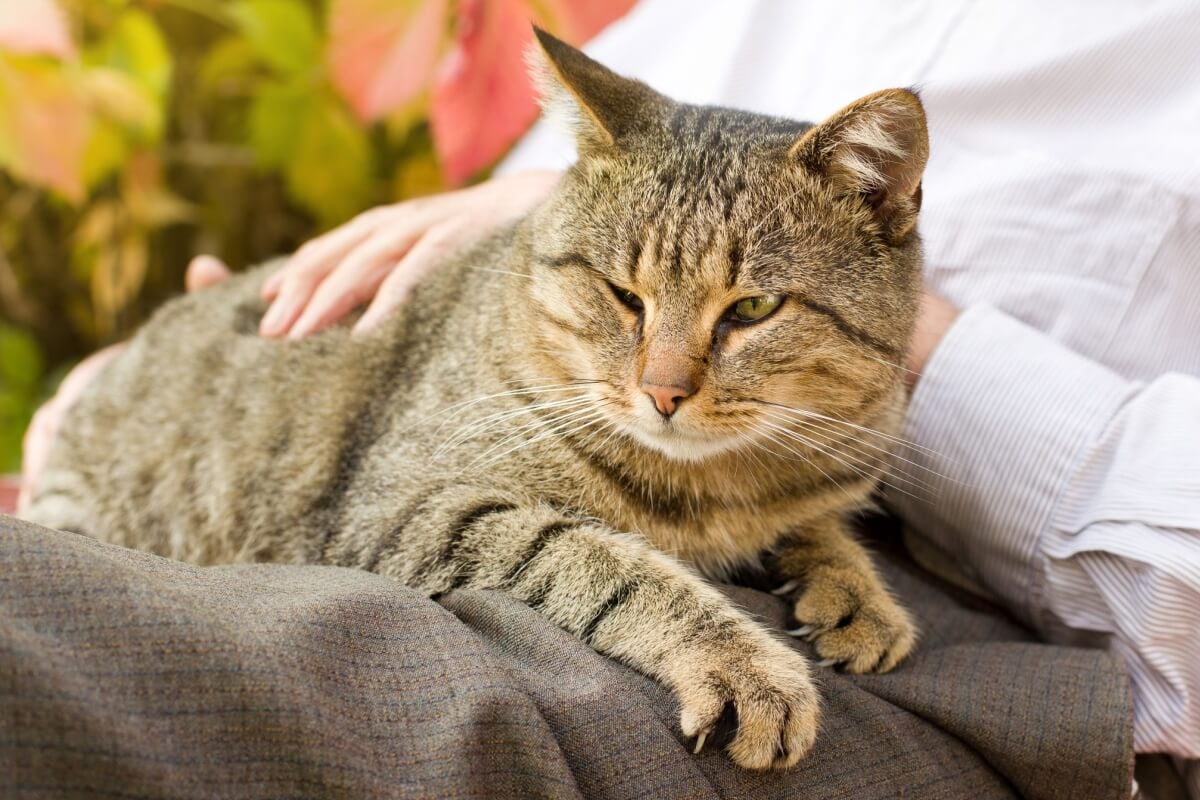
[677,646,820,770]
[791,569,917,674]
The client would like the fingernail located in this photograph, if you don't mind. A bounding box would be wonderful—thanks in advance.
[262,272,283,297]
[260,300,288,336]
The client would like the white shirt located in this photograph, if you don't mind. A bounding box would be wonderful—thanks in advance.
[500,1,1200,793]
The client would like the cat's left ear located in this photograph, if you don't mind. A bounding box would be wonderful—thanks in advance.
[791,89,928,242]
[528,26,668,154]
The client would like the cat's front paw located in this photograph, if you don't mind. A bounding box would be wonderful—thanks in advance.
[676,639,820,770]
[782,567,917,674]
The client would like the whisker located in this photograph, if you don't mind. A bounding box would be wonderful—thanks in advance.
[466,267,534,280]
[436,395,595,448]
[423,380,605,424]
[759,408,938,491]
[589,414,629,453]
[764,408,955,487]
[759,419,883,483]
[438,394,596,451]
[745,423,866,507]
[468,405,612,472]
[570,416,622,454]
[465,397,614,461]
[862,352,921,377]
[758,400,946,459]
[759,418,931,503]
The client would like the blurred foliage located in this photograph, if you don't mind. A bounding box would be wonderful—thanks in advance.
[0,0,633,473]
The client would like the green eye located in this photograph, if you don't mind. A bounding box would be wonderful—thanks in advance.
[608,282,644,312]
[731,294,783,323]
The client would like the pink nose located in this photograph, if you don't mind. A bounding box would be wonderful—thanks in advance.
[641,381,696,418]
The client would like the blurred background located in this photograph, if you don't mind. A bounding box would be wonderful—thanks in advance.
[0,0,633,477]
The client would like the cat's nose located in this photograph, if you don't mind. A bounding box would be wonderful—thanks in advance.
[641,380,696,418]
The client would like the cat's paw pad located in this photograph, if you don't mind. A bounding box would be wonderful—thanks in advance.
[677,647,820,770]
[788,568,916,674]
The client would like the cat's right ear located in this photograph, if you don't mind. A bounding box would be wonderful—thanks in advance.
[528,27,667,154]
[790,89,929,243]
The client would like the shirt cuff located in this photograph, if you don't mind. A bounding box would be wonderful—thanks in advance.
[888,303,1134,629]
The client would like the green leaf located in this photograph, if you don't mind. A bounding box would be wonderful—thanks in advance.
[248,79,308,167]
[285,93,373,225]
[247,83,373,224]
[88,10,172,99]
[230,0,321,76]
[80,116,127,188]
[198,36,262,96]
[0,323,44,393]
[82,9,171,150]
[82,66,163,143]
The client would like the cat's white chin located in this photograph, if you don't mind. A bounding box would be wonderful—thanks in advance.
[628,425,742,462]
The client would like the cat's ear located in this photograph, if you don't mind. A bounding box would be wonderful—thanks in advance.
[528,26,666,153]
[791,88,928,242]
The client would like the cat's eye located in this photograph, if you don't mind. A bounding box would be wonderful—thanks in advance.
[608,282,644,313]
[729,294,783,323]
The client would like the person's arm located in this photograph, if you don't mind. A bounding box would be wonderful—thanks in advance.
[891,301,1200,762]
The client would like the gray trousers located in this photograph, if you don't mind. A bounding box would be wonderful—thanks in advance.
[0,514,1133,799]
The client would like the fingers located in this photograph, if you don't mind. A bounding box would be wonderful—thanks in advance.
[262,171,558,339]
[185,255,232,292]
[286,225,423,339]
[261,267,285,299]
[17,403,59,516]
[260,216,380,336]
[351,223,462,336]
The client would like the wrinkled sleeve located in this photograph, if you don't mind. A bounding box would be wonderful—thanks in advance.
[889,303,1200,760]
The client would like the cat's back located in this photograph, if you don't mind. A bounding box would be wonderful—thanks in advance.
[27,261,418,562]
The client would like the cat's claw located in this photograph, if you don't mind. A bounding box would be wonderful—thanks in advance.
[817,658,839,668]
[693,730,709,754]
[787,624,816,638]
[771,579,801,596]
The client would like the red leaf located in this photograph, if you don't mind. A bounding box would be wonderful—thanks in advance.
[540,0,638,43]
[429,0,534,184]
[429,0,635,185]
[0,0,75,59]
[327,0,449,121]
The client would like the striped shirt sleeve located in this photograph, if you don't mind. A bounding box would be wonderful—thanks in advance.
[889,303,1200,762]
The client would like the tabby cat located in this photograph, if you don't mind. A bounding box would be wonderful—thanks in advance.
[27,30,928,770]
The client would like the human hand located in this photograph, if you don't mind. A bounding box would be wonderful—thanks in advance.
[258,169,562,339]
[17,256,231,516]
[904,290,960,392]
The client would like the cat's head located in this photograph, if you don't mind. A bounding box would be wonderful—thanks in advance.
[520,30,927,462]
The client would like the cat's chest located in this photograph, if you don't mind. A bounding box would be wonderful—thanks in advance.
[624,496,854,578]
[494,427,873,579]
[546,465,845,578]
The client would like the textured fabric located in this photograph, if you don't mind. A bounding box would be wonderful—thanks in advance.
[0,514,1133,799]
[893,305,1200,768]
[498,0,1200,778]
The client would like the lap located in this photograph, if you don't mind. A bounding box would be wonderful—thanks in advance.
[0,514,1132,800]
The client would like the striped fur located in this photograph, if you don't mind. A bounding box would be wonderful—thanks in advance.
[26,31,927,770]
